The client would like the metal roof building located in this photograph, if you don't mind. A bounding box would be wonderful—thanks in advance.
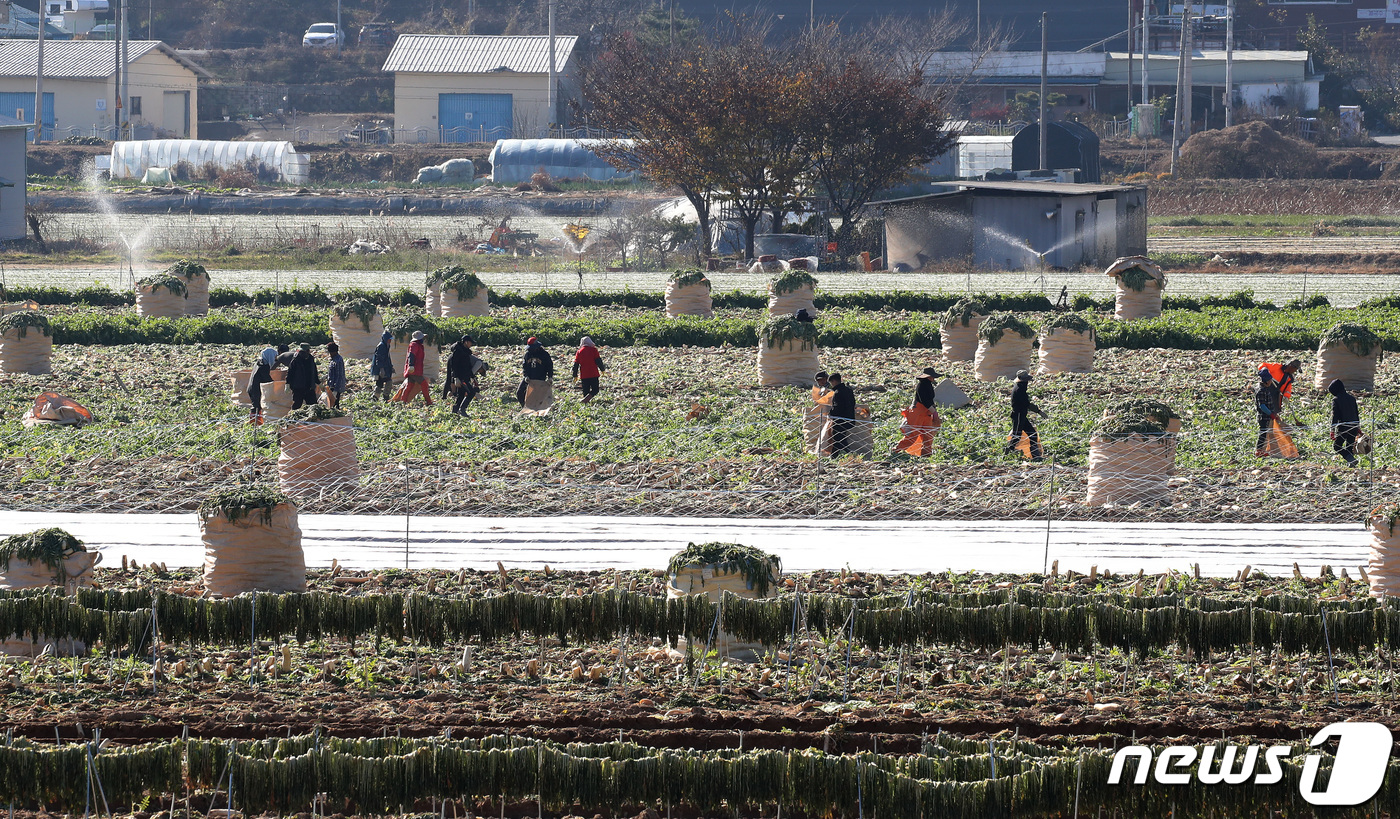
[0,40,207,140]
[871,181,1148,272]
[383,35,579,143]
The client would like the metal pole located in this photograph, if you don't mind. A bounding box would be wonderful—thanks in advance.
[1141,11,1149,109]
[1127,0,1134,106]
[119,0,128,138]
[32,3,43,144]
[1043,457,1056,574]
[1182,7,1193,140]
[336,0,342,57]
[1170,7,1188,174]
[547,0,557,135]
[404,463,411,570]
[1039,12,1048,172]
[1224,0,1235,126]
[113,0,120,140]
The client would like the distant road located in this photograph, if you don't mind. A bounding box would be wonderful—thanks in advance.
[1150,236,1400,255]
[0,511,1368,579]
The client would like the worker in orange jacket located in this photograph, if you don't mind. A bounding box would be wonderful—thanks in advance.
[1258,359,1301,404]
[395,330,434,406]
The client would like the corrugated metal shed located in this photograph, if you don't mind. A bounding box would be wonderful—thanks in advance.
[0,40,209,79]
[383,35,578,75]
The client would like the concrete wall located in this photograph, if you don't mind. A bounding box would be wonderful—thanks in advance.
[0,128,25,240]
[0,49,198,138]
[392,54,577,142]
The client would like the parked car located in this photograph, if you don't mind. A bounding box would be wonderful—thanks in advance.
[302,23,343,48]
[358,22,395,48]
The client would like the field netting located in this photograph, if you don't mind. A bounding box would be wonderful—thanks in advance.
[1,415,1391,525]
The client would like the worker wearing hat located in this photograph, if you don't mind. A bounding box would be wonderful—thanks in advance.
[395,329,433,406]
[517,336,555,407]
[444,334,487,416]
[1258,359,1301,406]
[1006,370,1047,461]
[895,367,944,457]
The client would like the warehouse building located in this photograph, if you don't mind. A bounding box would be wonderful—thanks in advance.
[0,114,27,241]
[873,181,1148,271]
[383,35,578,144]
[0,40,206,140]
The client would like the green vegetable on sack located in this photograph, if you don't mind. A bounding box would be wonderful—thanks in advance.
[167,259,209,282]
[0,528,85,584]
[941,296,988,327]
[667,542,781,596]
[442,270,486,300]
[0,309,51,339]
[976,313,1035,345]
[382,311,443,345]
[1370,502,1400,535]
[1042,311,1096,340]
[332,297,381,332]
[1116,264,1165,292]
[1319,322,1383,358]
[278,404,348,425]
[760,315,819,350]
[770,269,817,295]
[428,264,467,286]
[198,486,291,526]
[1095,398,1180,440]
[136,273,188,298]
[669,269,711,290]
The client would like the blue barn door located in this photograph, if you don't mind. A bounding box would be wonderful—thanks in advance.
[0,92,54,140]
[438,93,512,142]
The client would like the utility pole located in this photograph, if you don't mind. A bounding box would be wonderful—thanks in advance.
[1127,0,1134,105]
[34,0,44,144]
[1224,0,1235,126]
[547,0,556,135]
[1141,11,1148,108]
[113,0,121,140]
[1039,12,1048,171]
[120,0,128,138]
[336,0,341,57]
[1170,5,1189,173]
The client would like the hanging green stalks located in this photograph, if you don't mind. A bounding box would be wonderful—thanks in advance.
[977,313,1035,346]
[168,259,209,282]
[941,297,987,328]
[1320,322,1383,358]
[198,485,290,526]
[770,269,817,295]
[0,309,50,339]
[332,298,381,332]
[761,315,819,350]
[136,273,188,297]
[0,528,85,584]
[667,542,781,596]
[669,269,711,289]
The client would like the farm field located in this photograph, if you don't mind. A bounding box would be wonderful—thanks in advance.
[6,269,1400,817]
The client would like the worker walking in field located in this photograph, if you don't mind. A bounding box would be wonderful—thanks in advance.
[1330,378,1362,467]
[285,343,320,410]
[1258,359,1301,407]
[444,335,487,416]
[571,336,607,403]
[325,342,346,408]
[894,367,942,457]
[245,346,277,425]
[1005,370,1046,461]
[827,372,856,456]
[370,331,394,401]
[516,337,554,407]
[396,330,433,406]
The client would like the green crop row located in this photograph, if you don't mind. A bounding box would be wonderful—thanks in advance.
[3,282,1361,314]
[34,302,1400,351]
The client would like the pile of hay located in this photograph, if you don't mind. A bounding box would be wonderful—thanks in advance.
[1175,121,1320,180]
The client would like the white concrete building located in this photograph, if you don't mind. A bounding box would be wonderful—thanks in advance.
[0,114,28,241]
[0,40,207,140]
[383,35,578,143]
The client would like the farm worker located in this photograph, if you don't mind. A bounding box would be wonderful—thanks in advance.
[1254,368,1283,457]
[827,372,857,456]
[1258,359,1301,405]
[572,336,607,403]
[285,343,320,410]
[516,337,554,407]
[370,331,394,401]
[396,330,433,406]
[444,335,486,416]
[803,371,832,455]
[245,346,277,425]
[1329,378,1361,467]
[1005,370,1046,461]
[325,342,346,408]
[895,367,943,457]
[273,344,293,367]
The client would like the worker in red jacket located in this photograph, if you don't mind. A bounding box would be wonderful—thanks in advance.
[1258,359,1300,404]
[571,336,607,403]
[395,330,433,406]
